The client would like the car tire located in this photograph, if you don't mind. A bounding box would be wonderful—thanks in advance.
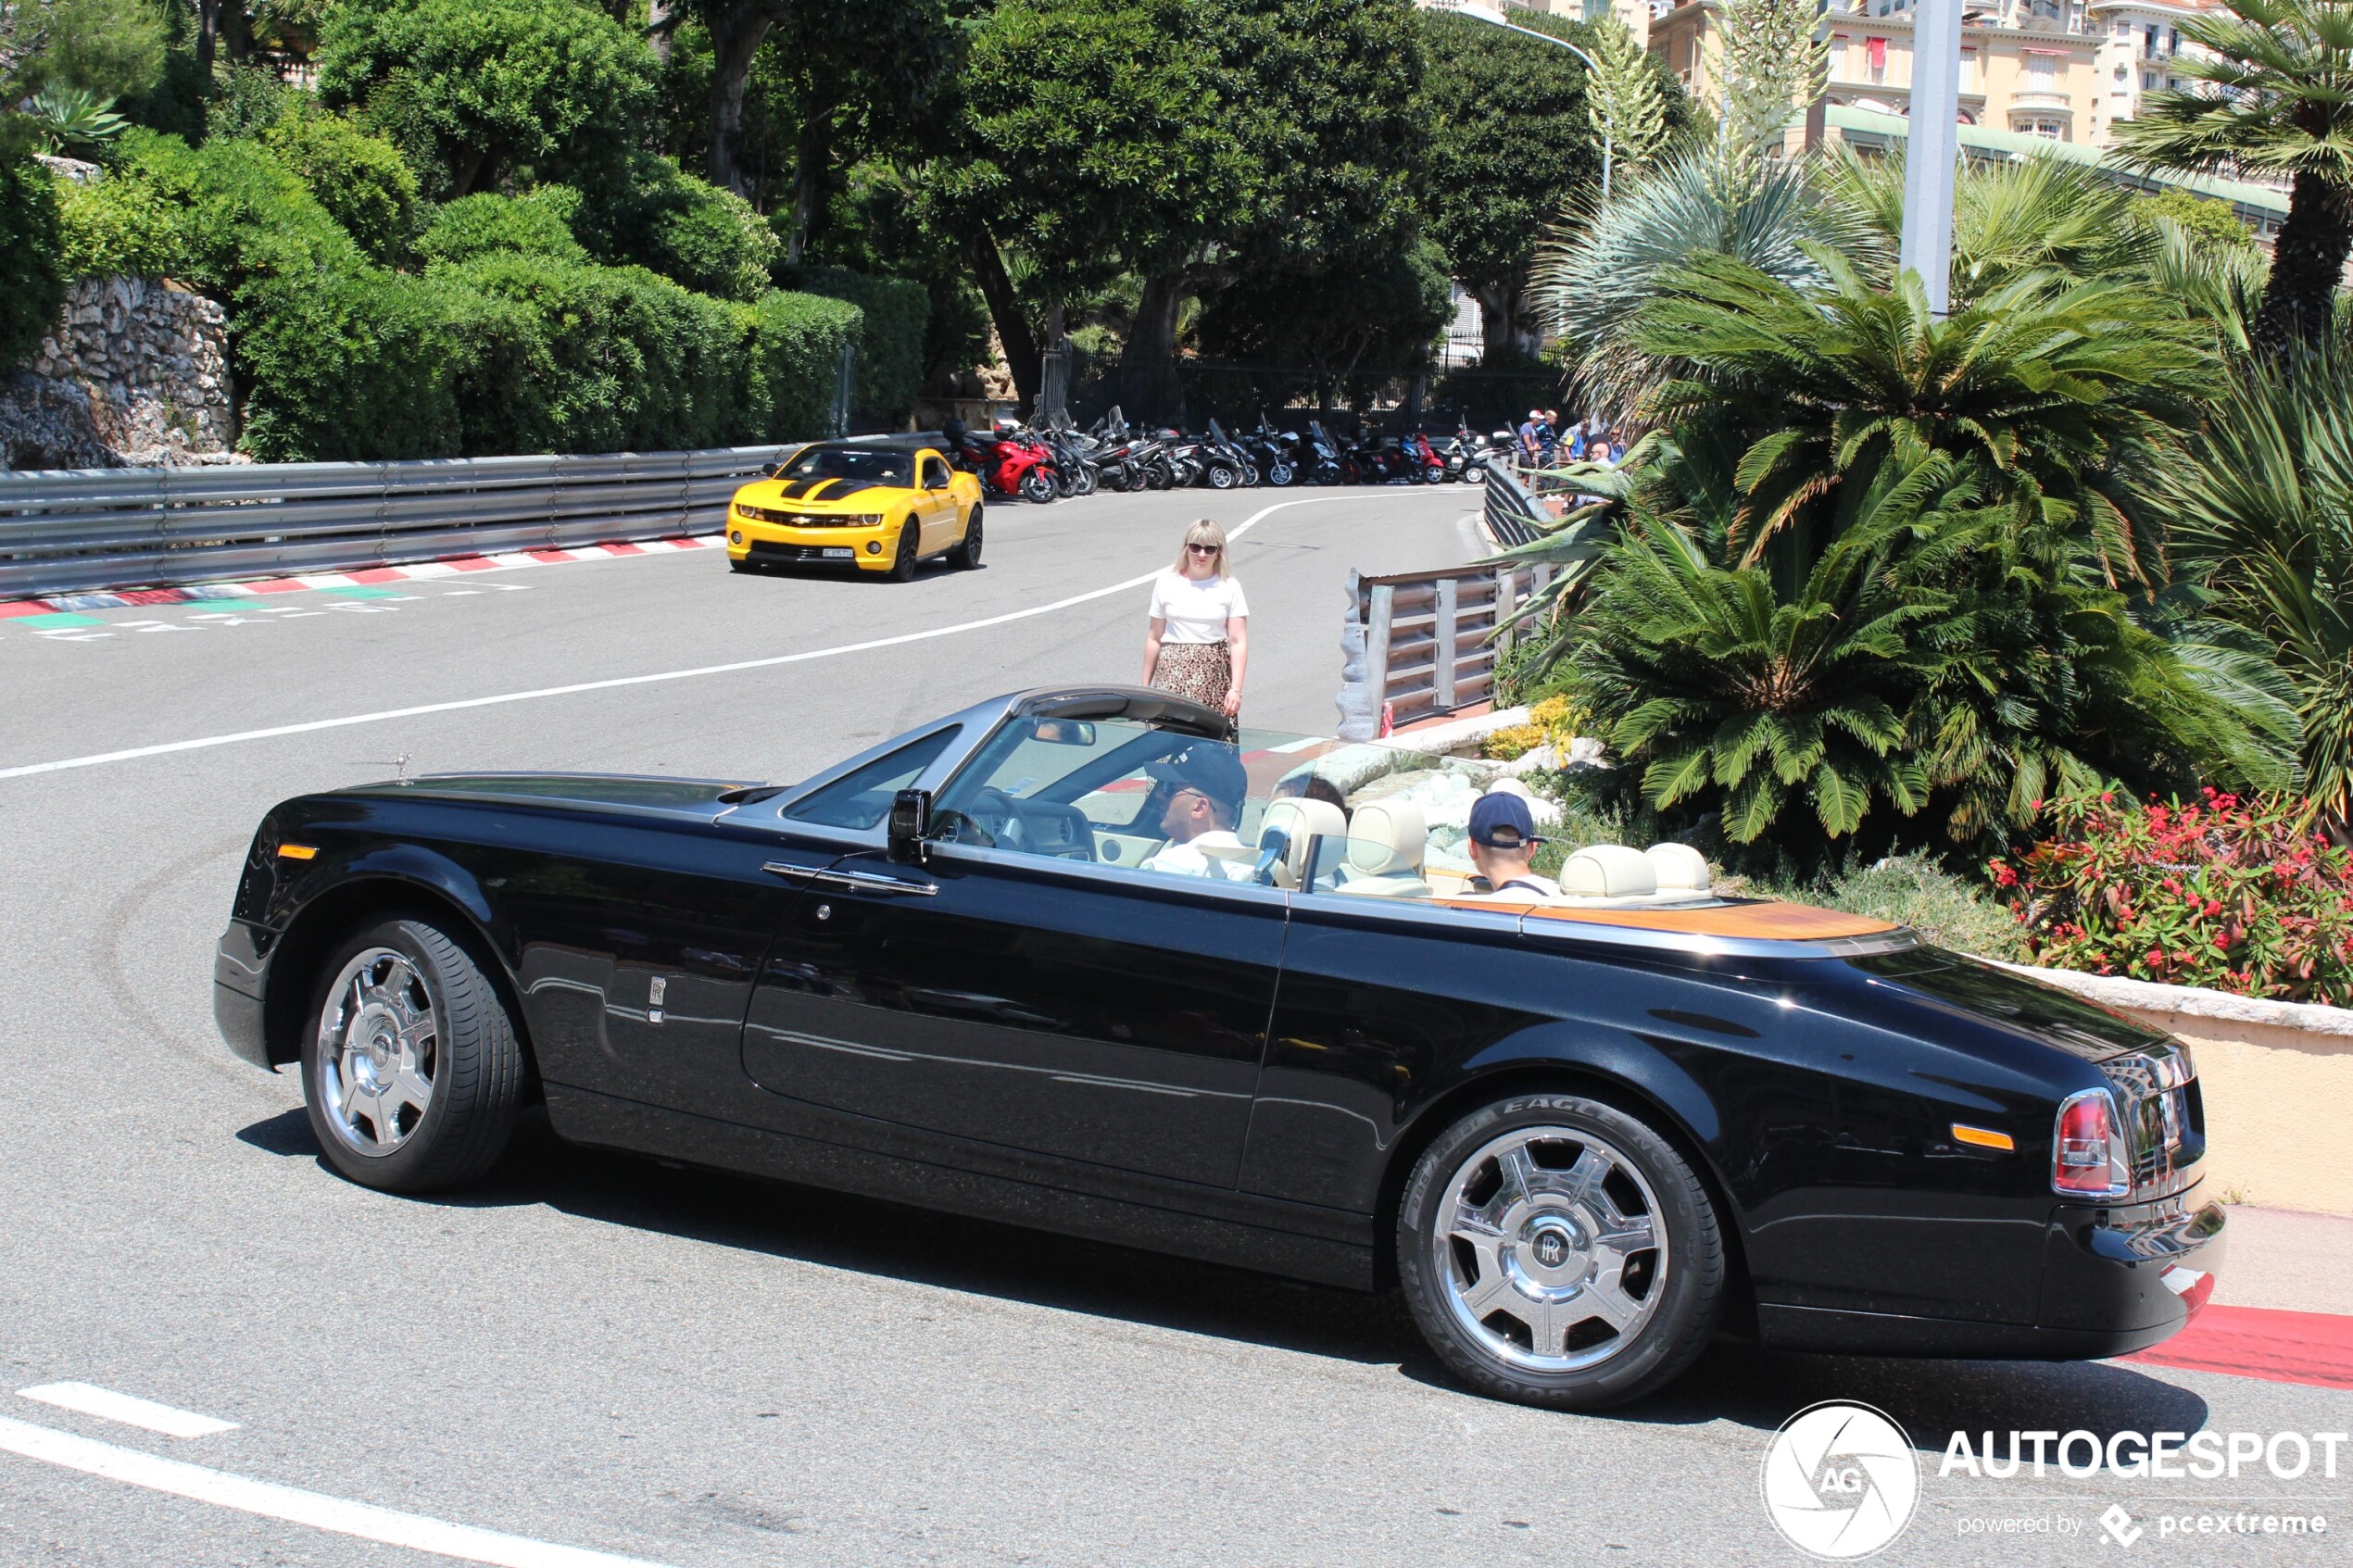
[1396,1092,1724,1411]
[301,917,525,1194]
[886,519,919,582]
[951,505,983,570]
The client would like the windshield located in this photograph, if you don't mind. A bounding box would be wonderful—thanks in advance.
[776,445,911,486]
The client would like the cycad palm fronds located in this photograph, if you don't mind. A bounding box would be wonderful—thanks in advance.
[2154,345,2353,835]
[2108,0,2353,354]
[1628,252,2217,579]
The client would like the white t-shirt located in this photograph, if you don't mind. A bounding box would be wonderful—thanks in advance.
[1149,571,1249,644]
[1141,830,1254,880]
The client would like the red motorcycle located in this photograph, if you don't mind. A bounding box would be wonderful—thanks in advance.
[961,421,1060,504]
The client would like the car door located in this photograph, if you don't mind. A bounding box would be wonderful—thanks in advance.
[738,720,1285,1189]
[916,452,957,551]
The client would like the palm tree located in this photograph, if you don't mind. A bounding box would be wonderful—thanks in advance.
[2109,0,2353,356]
[2153,346,2353,838]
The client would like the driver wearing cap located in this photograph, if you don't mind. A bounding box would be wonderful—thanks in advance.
[1465,791,1558,899]
[1140,746,1253,880]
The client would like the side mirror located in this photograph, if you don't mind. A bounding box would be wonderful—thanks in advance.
[887,788,931,865]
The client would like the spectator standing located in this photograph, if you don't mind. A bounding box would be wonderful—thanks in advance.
[1567,419,1588,462]
[1142,520,1250,719]
[1516,408,1543,468]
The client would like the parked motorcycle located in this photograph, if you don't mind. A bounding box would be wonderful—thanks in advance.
[1242,415,1298,487]
[1300,420,1350,485]
[1198,420,1256,490]
[962,420,1060,504]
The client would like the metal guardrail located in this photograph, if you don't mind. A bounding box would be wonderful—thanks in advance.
[1335,559,1558,739]
[0,444,826,598]
[1481,460,1550,547]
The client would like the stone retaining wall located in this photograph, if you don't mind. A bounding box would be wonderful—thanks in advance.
[1,276,240,470]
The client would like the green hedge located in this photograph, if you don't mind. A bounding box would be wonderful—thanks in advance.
[109,129,363,298]
[419,186,588,267]
[1,147,68,368]
[261,107,420,266]
[56,173,191,279]
[744,289,864,441]
[779,263,926,424]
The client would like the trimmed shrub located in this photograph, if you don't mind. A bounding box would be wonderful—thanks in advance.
[743,288,862,442]
[778,263,927,424]
[443,254,749,453]
[55,169,191,278]
[1,149,69,368]
[108,129,362,297]
[207,65,296,143]
[419,186,588,267]
[577,155,778,302]
[1994,788,2353,1006]
[262,107,421,265]
[235,266,470,460]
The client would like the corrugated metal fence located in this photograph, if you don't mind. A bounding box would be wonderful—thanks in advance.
[1335,559,1557,739]
[0,445,812,599]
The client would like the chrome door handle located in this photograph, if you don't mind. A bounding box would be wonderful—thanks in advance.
[762,862,938,897]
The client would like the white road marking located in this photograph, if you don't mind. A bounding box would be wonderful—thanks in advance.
[0,1414,677,1568]
[18,1383,238,1438]
[0,493,1439,782]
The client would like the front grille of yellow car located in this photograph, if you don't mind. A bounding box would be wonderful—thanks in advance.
[736,504,862,527]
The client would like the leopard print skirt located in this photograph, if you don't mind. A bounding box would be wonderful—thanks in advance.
[1151,640,1234,712]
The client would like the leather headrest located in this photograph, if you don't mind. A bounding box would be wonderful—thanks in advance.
[1645,842,1711,893]
[1345,799,1427,878]
[1259,797,1346,883]
[1560,844,1657,898]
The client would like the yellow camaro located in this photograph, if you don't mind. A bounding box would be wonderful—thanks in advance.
[725,441,985,582]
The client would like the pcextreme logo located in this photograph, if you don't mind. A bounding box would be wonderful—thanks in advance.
[1761,1401,1922,1560]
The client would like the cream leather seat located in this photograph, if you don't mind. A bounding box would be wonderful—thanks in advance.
[1254,797,1346,889]
[1557,844,1657,899]
[1337,799,1432,898]
[1645,842,1711,896]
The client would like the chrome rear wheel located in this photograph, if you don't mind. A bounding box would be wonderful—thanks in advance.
[316,947,438,1156]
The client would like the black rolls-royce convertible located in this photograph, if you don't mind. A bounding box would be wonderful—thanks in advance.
[214,686,2223,1409]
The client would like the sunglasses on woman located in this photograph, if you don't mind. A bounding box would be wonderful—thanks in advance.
[1188,543,1221,556]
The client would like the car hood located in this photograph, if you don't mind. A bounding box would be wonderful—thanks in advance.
[349,772,760,822]
[738,476,910,508]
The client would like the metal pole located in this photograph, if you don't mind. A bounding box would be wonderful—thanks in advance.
[1899,0,1962,316]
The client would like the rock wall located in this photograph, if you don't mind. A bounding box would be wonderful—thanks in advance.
[1,276,242,470]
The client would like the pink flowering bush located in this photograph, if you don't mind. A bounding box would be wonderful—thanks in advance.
[1991,789,2353,1008]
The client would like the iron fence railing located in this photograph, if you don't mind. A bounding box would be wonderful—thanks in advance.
[0,444,837,599]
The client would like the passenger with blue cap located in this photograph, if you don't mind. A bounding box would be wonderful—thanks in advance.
[1466,790,1558,900]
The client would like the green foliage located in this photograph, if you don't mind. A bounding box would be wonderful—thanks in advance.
[573,153,780,301]
[779,263,927,422]
[1584,18,1667,175]
[1551,258,2289,869]
[1996,788,2353,1005]
[1709,0,1826,172]
[1194,237,1452,394]
[2149,345,2353,836]
[1413,8,1602,305]
[2130,188,2259,252]
[54,167,189,277]
[315,0,659,199]
[234,266,472,459]
[743,287,864,440]
[106,128,362,298]
[0,149,67,369]
[1748,852,2034,960]
[27,86,131,155]
[207,65,296,143]
[418,186,587,267]
[434,254,749,453]
[262,107,420,265]
[3,0,167,100]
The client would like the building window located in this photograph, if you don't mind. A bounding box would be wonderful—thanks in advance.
[1867,35,1888,82]
[2026,51,2057,88]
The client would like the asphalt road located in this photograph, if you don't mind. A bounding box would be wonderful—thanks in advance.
[1,483,2345,1568]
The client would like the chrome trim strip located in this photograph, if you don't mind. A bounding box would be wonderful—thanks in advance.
[1516,919,1920,962]
[762,862,938,897]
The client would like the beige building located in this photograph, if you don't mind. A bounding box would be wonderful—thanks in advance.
[1642,0,2218,149]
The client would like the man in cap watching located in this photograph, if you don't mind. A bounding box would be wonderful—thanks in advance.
[1141,746,1254,880]
[1466,791,1558,899]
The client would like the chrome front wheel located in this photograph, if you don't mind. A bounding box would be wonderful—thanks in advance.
[1398,1093,1724,1409]
[315,947,438,1156]
[1433,1126,1665,1372]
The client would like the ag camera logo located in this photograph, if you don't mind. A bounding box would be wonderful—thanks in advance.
[1761,1401,1921,1559]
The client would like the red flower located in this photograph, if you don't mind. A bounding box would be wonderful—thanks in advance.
[1994,864,2019,887]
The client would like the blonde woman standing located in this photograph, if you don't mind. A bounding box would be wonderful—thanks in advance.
[1142,520,1249,718]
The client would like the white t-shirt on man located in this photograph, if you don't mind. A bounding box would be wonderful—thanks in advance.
[1141,831,1254,880]
[1149,571,1250,644]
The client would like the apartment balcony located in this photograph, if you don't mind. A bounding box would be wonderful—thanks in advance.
[2010,89,2075,112]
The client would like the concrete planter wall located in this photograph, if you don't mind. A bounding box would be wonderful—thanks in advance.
[1999,962,2353,1218]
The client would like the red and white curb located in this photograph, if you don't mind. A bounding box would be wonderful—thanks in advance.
[0,534,724,619]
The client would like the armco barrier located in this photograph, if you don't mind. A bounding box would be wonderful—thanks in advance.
[0,445,818,598]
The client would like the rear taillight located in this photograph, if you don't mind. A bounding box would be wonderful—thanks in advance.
[2053,1088,2131,1198]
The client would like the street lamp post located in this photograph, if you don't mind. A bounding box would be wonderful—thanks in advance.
[1416,0,1613,200]
[1898,0,1962,315]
